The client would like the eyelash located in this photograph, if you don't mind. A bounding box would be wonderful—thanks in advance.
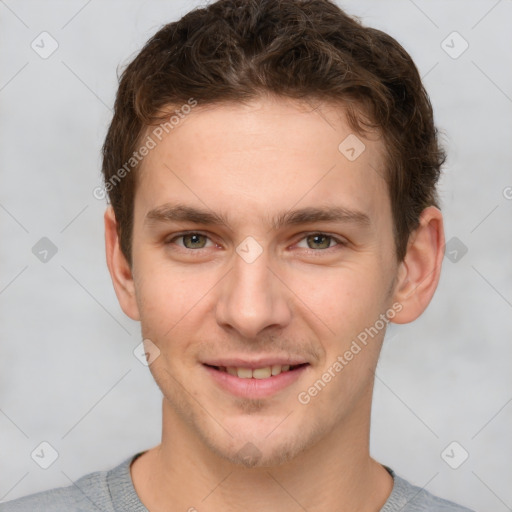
[165,231,348,254]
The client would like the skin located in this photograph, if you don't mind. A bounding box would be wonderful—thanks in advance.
[105,95,445,512]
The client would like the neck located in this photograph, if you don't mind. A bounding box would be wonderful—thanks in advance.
[131,397,393,512]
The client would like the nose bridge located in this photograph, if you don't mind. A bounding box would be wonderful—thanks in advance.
[215,245,291,338]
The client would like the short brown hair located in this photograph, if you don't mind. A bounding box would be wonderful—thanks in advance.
[101,0,446,266]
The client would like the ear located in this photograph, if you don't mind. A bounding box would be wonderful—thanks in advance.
[104,206,140,321]
[390,206,445,324]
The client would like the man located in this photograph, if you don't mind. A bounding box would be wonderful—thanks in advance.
[0,0,476,510]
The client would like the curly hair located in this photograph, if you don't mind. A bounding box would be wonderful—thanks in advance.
[101,0,446,265]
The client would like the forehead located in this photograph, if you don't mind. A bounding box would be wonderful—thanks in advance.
[134,96,390,231]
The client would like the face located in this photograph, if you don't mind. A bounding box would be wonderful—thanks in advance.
[123,96,402,467]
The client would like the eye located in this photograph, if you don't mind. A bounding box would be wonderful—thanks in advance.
[167,232,215,250]
[295,233,345,250]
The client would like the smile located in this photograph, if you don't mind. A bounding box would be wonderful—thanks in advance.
[208,364,307,379]
[202,363,310,399]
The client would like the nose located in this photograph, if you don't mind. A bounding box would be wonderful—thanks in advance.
[215,248,292,339]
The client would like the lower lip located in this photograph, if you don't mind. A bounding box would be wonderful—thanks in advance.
[203,364,309,399]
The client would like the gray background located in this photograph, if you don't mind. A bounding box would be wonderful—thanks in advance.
[1,1,511,510]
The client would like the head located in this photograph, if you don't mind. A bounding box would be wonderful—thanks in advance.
[103,0,446,467]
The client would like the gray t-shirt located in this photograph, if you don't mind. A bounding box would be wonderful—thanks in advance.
[0,452,476,511]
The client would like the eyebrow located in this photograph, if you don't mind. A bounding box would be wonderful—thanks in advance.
[144,203,371,231]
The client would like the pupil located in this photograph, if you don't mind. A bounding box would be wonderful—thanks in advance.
[309,234,330,249]
[185,234,205,248]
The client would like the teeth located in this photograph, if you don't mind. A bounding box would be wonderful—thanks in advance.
[237,367,253,379]
[252,367,272,379]
[271,364,282,376]
[221,364,296,378]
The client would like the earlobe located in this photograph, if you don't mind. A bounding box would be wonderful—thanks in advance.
[390,206,445,324]
[104,206,141,321]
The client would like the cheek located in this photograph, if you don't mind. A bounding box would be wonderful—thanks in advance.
[133,259,210,336]
[288,263,389,332]
[133,259,229,373]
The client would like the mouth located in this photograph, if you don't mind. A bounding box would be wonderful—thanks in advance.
[202,362,310,399]
[204,363,309,379]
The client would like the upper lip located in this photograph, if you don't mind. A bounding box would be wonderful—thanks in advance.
[202,357,309,369]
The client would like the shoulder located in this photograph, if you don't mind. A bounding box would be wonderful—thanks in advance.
[0,462,116,512]
[382,469,476,512]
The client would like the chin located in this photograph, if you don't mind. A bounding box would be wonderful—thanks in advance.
[202,420,324,469]
[219,438,303,468]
